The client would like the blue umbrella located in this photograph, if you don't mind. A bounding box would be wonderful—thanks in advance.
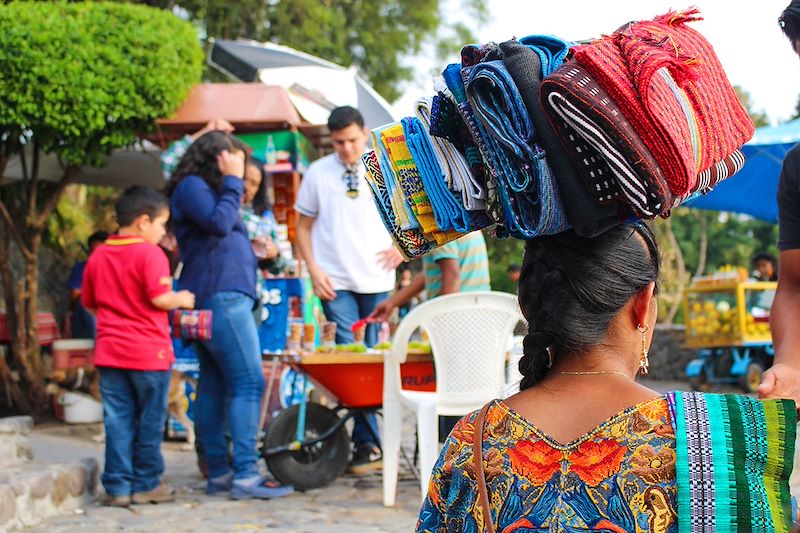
[685,118,800,222]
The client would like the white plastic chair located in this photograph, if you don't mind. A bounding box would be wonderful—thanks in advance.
[381,291,523,506]
[503,334,526,398]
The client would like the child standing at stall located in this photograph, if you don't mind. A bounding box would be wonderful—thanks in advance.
[82,186,195,507]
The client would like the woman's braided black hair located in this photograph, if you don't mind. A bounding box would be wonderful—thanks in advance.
[780,1,800,48]
[166,131,250,197]
[516,223,660,391]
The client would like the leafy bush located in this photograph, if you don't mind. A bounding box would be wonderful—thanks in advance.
[0,1,203,167]
[0,1,202,414]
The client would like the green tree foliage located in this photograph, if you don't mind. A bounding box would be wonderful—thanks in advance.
[734,86,769,128]
[485,232,524,294]
[0,1,202,414]
[151,0,487,102]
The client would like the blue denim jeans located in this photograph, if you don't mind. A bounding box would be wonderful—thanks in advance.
[321,290,388,449]
[320,290,388,347]
[98,367,170,496]
[195,292,265,480]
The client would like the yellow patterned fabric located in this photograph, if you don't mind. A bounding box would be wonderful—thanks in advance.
[417,397,679,532]
[381,124,461,245]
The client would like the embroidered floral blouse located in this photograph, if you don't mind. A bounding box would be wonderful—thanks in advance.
[417,397,678,533]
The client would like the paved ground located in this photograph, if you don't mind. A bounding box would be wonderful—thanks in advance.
[27,379,730,532]
[28,412,426,533]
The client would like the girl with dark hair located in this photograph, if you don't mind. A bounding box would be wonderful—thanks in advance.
[417,224,796,532]
[169,131,293,500]
[242,158,287,275]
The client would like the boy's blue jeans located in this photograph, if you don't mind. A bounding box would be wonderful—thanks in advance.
[195,292,265,480]
[98,367,170,496]
[321,290,388,450]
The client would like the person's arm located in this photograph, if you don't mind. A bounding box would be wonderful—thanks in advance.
[144,247,195,311]
[760,250,800,400]
[67,263,84,306]
[296,214,336,301]
[161,119,235,180]
[760,146,800,401]
[160,136,194,180]
[368,272,426,323]
[437,258,461,295]
[80,260,96,313]
[173,152,244,236]
[151,290,195,311]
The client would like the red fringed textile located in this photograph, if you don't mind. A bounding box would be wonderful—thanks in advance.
[572,9,754,197]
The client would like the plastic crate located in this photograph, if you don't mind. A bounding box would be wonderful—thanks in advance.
[51,339,95,370]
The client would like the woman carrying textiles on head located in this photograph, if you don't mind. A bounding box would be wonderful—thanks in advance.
[417,223,796,532]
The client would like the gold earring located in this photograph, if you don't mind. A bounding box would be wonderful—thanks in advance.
[637,324,649,375]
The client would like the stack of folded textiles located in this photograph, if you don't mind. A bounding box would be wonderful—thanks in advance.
[362,8,753,259]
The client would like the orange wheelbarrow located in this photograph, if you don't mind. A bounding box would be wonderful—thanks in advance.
[262,351,434,491]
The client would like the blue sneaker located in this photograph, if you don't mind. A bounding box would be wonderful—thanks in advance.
[230,477,294,500]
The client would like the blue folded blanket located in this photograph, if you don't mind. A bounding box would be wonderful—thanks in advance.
[464,59,570,238]
[402,116,473,233]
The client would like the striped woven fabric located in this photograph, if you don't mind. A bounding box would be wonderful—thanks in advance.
[572,9,754,197]
[464,59,570,238]
[402,116,475,233]
[442,62,506,226]
[369,123,418,231]
[361,150,437,260]
[380,123,462,245]
[415,95,486,211]
[541,62,674,218]
[667,391,796,532]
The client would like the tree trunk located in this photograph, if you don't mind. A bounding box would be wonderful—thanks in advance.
[14,233,47,416]
[0,231,32,413]
[664,218,688,326]
[694,212,708,279]
[0,159,74,416]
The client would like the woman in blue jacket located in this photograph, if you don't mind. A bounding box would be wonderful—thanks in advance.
[168,131,292,500]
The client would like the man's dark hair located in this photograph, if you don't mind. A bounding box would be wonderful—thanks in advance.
[87,231,109,247]
[752,251,778,268]
[115,186,169,228]
[327,106,364,132]
[507,263,521,274]
[780,1,800,48]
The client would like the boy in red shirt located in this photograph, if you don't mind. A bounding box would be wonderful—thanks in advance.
[82,186,195,507]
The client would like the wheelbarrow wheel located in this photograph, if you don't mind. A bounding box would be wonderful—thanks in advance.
[740,361,765,394]
[264,402,349,491]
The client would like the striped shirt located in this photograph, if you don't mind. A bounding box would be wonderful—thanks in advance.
[423,232,490,297]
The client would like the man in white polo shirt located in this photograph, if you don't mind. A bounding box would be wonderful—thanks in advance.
[295,106,401,472]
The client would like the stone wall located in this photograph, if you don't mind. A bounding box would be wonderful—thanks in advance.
[0,416,97,531]
[647,325,696,381]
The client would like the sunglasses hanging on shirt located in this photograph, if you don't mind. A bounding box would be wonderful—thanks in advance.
[343,165,359,199]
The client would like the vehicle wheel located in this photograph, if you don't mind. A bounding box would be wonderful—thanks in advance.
[740,361,765,394]
[264,403,349,491]
[688,367,711,392]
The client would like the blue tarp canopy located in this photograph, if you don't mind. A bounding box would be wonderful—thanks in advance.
[685,118,800,223]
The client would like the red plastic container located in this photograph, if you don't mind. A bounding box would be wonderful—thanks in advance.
[51,339,95,370]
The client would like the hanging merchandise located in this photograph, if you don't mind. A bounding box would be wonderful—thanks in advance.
[363,8,753,259]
